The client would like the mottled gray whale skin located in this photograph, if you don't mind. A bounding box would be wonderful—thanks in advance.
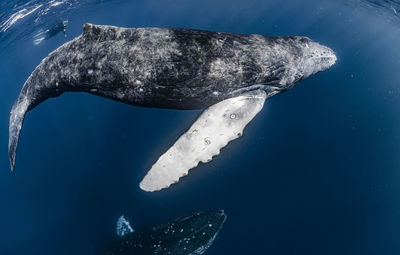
[9,23,336,171]
[103,210,226,255]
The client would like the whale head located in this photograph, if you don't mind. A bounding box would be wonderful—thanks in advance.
[236,36,337,97]
[265,36,337,94]
[276,36,337,90]
[295,37,337,79]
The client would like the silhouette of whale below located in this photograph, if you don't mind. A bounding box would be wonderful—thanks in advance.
[9,23,336,191]
[103,210,226,255]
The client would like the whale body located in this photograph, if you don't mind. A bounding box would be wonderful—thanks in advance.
[104,210,226,255]
[9,24,336,191]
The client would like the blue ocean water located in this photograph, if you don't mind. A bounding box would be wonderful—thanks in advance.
[1,0,400,254]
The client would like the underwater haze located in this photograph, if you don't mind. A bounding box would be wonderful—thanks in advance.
[1,0,400,254]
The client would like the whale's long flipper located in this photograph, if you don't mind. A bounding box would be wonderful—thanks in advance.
[140,90,267,192]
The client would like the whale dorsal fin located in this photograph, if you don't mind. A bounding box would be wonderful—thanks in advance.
[82,23,101,36]
[140,90,267,192]
[82,23,113,40]
[82,23,125,41]
[116,215,134,237]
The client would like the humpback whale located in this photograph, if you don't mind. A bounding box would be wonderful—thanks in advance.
[104,210,226,255]
[9,23,336,191]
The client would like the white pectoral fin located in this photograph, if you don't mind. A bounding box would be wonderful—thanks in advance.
[139,90,267,192]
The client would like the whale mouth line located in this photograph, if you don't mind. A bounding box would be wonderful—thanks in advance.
[313,56,337,61]
[230,84,280,97]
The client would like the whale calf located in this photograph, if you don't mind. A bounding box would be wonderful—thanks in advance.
[9,23,336,191]
[104,210,226,255]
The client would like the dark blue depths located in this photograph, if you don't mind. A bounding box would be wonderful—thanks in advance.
[0,0,400,254]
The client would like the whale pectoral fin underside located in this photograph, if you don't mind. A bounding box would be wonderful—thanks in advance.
[139,90,267,192]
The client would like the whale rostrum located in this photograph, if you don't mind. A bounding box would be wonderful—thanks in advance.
[9,23,336,191]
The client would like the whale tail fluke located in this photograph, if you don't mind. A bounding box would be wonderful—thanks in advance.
[9,92,31,171]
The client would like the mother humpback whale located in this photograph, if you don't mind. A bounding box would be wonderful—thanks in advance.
[9,24,336,191]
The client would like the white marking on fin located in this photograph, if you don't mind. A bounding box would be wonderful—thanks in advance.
[140,90,267,192]
[116,215,134,237]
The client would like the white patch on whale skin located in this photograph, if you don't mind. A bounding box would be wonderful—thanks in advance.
[139,90,267,192]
